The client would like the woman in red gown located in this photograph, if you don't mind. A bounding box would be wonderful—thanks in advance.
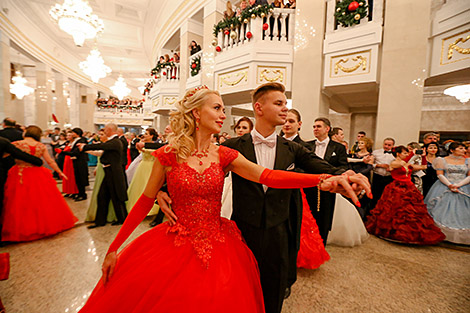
[79,87,369,313]
[366,146,445,244]
[59,131,78,197]
[2,126,78,242]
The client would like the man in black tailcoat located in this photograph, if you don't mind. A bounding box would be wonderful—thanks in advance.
[62,128,89,201]
[304,117,349,245]
[0,118,24,172]
[80,123,128,228]
[117,128,128,174]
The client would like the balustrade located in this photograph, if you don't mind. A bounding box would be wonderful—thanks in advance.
[214,8,295,52]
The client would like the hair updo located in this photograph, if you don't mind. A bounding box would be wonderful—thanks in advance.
[168,86,220,160]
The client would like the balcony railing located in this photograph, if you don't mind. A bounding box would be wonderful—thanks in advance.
[156,63,180,81]
[214,8,295,52]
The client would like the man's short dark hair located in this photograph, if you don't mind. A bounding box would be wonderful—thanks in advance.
[314,117,331,128]
[251,83,285,105]
[330,127,343,136]
[3,118,16,127]
[358,131,366,136]
[72,127,83,137]
[54,127,61,131]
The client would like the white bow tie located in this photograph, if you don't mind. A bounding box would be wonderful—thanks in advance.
[253,135,276,148]
[316,141,326,146]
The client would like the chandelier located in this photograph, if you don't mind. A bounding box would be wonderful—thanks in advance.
[110,75,131,100]
[444,84,470,104]
[79,48,111,83]
[50,0,104,47]
[10,71,34,100]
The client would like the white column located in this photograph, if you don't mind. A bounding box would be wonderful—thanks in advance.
[0,31,11,122]
[202,0,224,88]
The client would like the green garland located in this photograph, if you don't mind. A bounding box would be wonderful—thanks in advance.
[334,0,368,28]
[190,55,201,77]
[150,61,176,76]
[213,4,274,37]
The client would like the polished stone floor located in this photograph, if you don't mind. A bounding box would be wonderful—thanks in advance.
[1,184,469,313]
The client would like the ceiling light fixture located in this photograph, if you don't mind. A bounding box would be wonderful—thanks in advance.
[10,70,34,100]
[50,0,104,47]
[79,48,111,83]
[111,75,131,100]
[443,84,470,104]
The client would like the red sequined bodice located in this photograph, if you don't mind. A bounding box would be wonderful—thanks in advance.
[391,166,414,183]
[153,145,241,267]
[13,141,44,167]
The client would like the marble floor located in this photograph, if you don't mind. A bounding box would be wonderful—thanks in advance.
[1,184,469,313]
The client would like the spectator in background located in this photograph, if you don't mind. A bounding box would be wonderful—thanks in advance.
[422,132,438,145]
[330,127,345,144]
[173,52,180,63]
[350,131,366,154]
[190,41,201,56]
[422,142,439,197]
[284,0,296,9]
[234,117,254,137]
[464,141,470,158]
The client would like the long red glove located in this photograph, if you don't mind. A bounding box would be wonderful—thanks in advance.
[107,194,155,255]
[54,148,62,154]
[259,168,331,189]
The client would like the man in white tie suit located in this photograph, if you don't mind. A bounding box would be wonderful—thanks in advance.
[305,117,349,244]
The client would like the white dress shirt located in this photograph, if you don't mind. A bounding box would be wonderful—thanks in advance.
[315,137,330,159]
[372,148,395,176]
[251,129,277,192]
[283,134,298,141]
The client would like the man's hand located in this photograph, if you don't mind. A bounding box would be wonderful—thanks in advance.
[156,191,177,225]
[320,170,372,206]
[136,142,145,151]
[77,143,85,151]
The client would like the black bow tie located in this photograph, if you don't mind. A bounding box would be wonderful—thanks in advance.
[384,151,392,154]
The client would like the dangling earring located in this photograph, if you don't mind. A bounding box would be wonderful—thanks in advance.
[196,118,200,131]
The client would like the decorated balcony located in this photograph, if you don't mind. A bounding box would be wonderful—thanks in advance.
[94,98,153,126]
[212,6,295,104]
[147,62,180,115]
[186,50,203,90]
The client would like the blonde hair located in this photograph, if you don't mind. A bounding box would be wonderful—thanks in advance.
[168,87,220,161]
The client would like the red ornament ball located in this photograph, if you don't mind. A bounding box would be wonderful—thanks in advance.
[224,30,230,35]
[172,76,176,79]
[162,72,167,76]
[216,46,222,52]
[263,23,269,31]
[191,63,197,69]
[348,1,359,11]
[246,31,253,39]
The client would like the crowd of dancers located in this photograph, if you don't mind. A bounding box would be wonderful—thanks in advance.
[0,82,469,313]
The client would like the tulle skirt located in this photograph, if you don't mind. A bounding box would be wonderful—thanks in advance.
[2,165,78,242]
[79,222,265,313]
[297,191,330,269]
[366,180,445,245]
[126,158,159,216]
[327,194,369,247]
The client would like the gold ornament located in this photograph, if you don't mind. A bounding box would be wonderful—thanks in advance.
[212,39,218,46]
[269,9,274,13]
[354,14,361,20]
[336,8,341,12]
[342,12,346,15]
[230,24,234,28]
[238,17,242,22]
[230,31,237,40]
[359,2,364,6]
[251,14,256,18]
[244,18,249,24]
[261,12,265,18]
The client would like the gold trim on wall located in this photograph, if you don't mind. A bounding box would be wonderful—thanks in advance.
[163,96,178,105]
[440,29,470,65]
[258,68,284,83]
[330,50,371,78]
[218,68,249,88]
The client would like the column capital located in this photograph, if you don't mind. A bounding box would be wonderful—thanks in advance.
[204,0,226,19]
[181,19,204,37]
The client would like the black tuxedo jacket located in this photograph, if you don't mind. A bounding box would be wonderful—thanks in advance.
[83,137,128,202]
[119,135,128,167]
[223,133,343,229]
[306,139,349,170]
[62,137,89,186]
[129,138,140,161]
[0,128,23,142]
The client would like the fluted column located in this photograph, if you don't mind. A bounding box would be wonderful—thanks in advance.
[291,1,329,141]
[35,63,53,129]
[375,0,431,147]
[0,31,11,122]
[54,72,67,128]
[180,20,204,96]
[79,86,96,132]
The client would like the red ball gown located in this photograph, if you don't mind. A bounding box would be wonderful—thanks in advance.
[80,146,265,313]
[62,145,78,195]
[366,165,445,244]
[1,141,78,242]
[297,190,330,269]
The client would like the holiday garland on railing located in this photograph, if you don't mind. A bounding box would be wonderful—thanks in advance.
[334,0,368,28]
[212,4,274,39]
[150,61,177,76]
[190,55,201,77]
[96,98,143,109]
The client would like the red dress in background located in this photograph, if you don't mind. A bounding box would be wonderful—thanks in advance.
[366,165,445,244]
[1,141,78,242]
[79,146,264,313]
[297,190,330,269]
[62,145,78,195]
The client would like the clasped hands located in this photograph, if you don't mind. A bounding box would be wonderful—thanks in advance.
[77,143,85,151]
[156,170,371,226]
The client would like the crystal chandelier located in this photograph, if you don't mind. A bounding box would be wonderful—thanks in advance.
[444,84,470,104]
[110,75,131,100]
[10,71,34,100]
[79,48,111,83]
[50,0,104,47]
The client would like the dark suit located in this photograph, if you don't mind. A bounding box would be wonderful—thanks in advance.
[0,137,43,238]
[304,139,349,244]
[0,127,24,171]
[62,137,89,198]
[119,135,128,168]
[83,136,128,225]
[129,137,140,161]
[224,134,342,313]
